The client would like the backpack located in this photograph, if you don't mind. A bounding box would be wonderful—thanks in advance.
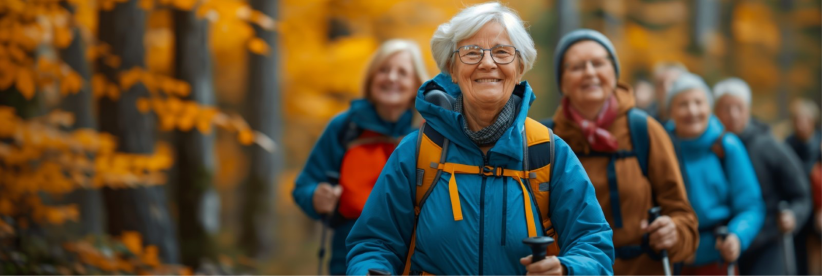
[402,88,558,275]
[540,108,651,228]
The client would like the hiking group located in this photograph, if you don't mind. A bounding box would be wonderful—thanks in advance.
[292,2,822,276]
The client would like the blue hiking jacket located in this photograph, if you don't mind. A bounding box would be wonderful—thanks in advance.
[665,116,765,266]
[345,73,614,275]
[292,99,416,275]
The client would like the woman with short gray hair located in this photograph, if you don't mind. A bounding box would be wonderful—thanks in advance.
[713,77,811,275]
[346,2,613,275]
[665,72,764,275]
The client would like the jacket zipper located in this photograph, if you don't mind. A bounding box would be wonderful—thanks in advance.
[479,152,489,275]
[501,178,507,246]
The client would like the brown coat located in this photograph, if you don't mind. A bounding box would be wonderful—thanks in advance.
[552,83,699,275]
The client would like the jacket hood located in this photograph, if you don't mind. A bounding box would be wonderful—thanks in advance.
[414,73,535,162]
[737,117,771,143]
[665,115,725,151]
[349,98,416,137]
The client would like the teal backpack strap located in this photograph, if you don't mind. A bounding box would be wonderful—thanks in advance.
[627,108,650,177]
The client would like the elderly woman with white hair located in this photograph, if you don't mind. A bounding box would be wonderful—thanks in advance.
[346,2,613,275]
[713,77,811,275]
[664,73,765,275]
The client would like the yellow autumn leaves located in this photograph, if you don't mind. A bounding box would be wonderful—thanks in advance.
[0,108,174,182]
[0,194,79,226]
[0,0,281,233]
[98,0,196,12]
[0,106,175,228]
[0,0,85,99]
[82,65,267,147]
[0,56,85,100]
[135,94,265,148]
[62,231,192,275]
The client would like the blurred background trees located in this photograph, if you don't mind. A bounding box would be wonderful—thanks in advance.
[0,0,820,275]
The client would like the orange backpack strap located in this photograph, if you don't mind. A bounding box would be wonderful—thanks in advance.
[711,133,726,161]
[414,122,451,212]
[403,118,558,275]
[403,122,449,275]
[523,117,560,256]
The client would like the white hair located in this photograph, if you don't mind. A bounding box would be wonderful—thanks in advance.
[430,2,537,75]
[712,77,752,107]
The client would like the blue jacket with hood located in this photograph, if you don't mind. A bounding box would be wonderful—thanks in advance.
[665,116,765,266]
[293,99,417,275]
[345,73,614,275]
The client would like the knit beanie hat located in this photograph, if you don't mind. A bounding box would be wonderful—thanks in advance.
[553,29,620,94]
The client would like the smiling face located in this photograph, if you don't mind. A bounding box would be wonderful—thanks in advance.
[670,88,711,138]
[449,21,523,110]
[714,94,750,134]
[369,51,418,109]
[560,40,616,110]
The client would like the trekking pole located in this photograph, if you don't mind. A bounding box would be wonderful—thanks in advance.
[522,236,555,263]
[317,172,340,276]
[714,226,735,276]
[648,207,672,276]
[778,201,797,275]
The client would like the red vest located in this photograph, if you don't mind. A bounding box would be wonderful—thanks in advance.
[338,130,401,219]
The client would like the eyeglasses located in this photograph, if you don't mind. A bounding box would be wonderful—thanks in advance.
[564,56,613,75]
[453,45,519,65]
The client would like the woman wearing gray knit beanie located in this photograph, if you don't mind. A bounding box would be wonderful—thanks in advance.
[663,72,765,275]
[542,28,698,275]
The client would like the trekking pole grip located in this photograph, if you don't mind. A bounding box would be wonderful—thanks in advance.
[523,236,555,263]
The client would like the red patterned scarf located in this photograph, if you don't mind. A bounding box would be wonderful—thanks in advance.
[562,95,620,152]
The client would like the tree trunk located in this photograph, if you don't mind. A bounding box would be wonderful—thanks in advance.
[602,0,624,39]
[776,0,794,121]
[556,0,580,40]
[547,0,580,109]
[172,8,219,268]
[239,0,282,260]
[59,2,105,237]
[690,0,723,76]
[97,0,179,264]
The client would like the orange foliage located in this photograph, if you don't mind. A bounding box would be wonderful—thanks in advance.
[121,231,143,255]
[732,2,780,52]
[15,66,35,99]
[0,105,178,229]
[0,217,14,238]
[0,0,87,102]
[61,231,184,274]
[237,128,255,145]
[0,59,16,89]
[247,37,270,55]
[0,0,277,245]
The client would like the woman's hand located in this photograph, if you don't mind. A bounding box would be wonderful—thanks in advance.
[640,216,678,251]
[778,210,796,233]
[715,233,741,263]
[313,182,342,215]
[520,255,566,276]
